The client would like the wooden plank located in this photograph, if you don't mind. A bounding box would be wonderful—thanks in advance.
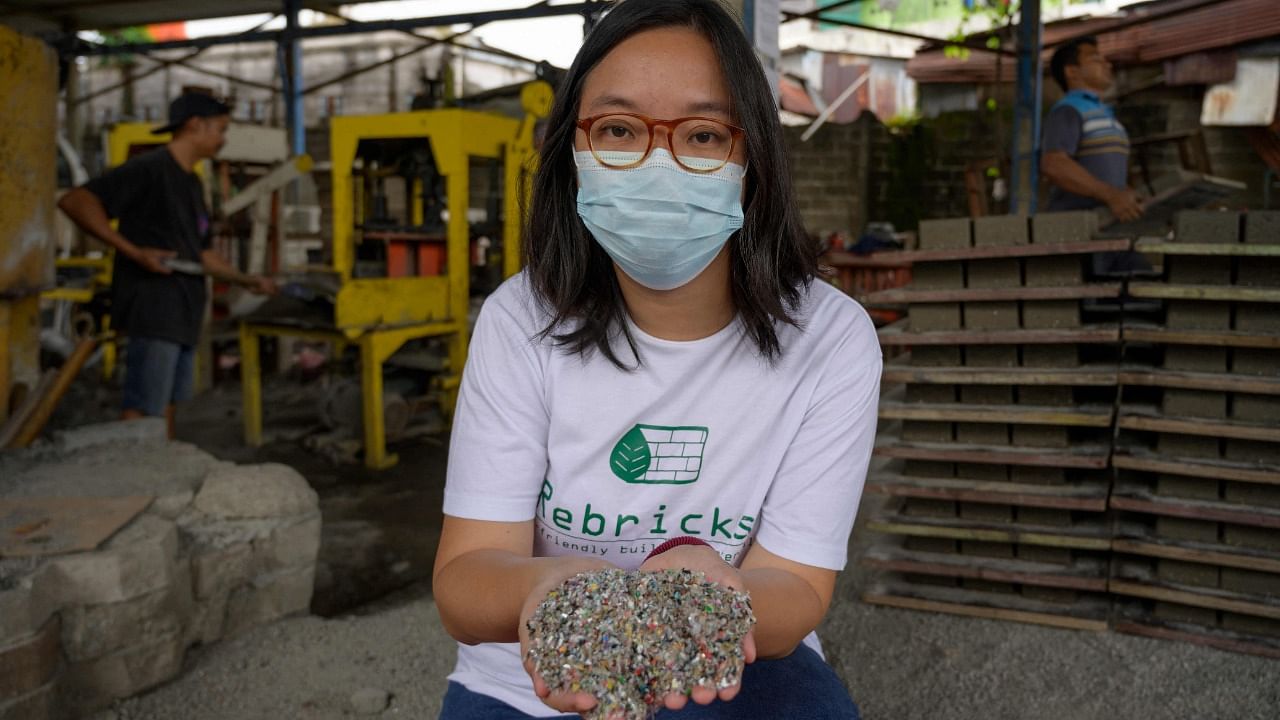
[883,362,1117,386]
[880,401,1113,427]
[1112,450,1280,485]
[875,441,1111,469]
[866,283,1122,304]
[867,473,1109,511]
[1135,240,1280,256]
[1109,492,1280,530]
[1112,539,1280,576]
[863,545,1108,591]
[867,521,1113,550]
[870,238,1133,263]
[861,592,1110,632]
[1118,411,1280,443]
[1114,620,1280,660]
[1109,580,1280,621]
[879,320,1120,346]
[0,496,153,558]
[1123,325,1280,349]
[821,251,913,269]
[1119,368,1280,395]
[1129,282,1280,303]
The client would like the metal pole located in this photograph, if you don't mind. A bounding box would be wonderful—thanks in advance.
[1010,0,1043,215]
[283,0,304,158]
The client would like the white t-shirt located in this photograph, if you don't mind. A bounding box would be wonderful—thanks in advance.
[442,272,881,715]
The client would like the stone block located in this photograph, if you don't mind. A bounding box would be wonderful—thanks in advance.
[223,566,315,638]
[1156,516,1219,543]
[1235,304,1280,333]
[1156,475,1219,501]
[902,499,957,518]
[963,302,1019,330]
[0,682,54,720]
[903,536,957,554]
[1011,425,1069,448]
[911,346,961,367]
[1220,613,1280,639]
[903,460,954,478]
[1157,559,1219,589]
[959,541,1014,559]
[1032,211,1098,244]
[919,218,972,249]
[959,502,1013,523]
[973,215,1029,247]
[1231,395,1280,424]
[1162,389,1227,419]
[963,578,1017,594]
[0,569,55,648]
[906,384,955,403]
[1010,467,1067,484]
[61,633,185,717]
[955,423,1008,446]
[1223,523,1280,552]
[149,490,194,520]
[959,385,1012,405]
[1016,545,1073,565]
[1175,210,1240,243]
[46,514,178,605]
[1220,568,1280,597]
[52,418,166,454]
[1153,601,1216,627]
[191,543,253,600]
[910,303,961,332]
[1162,346,1227,372]
[1017,507,1072,526]
[1236,258,1280,287]
[1025,256,1082,287]
[1021,586,1078,604]
[1021,300,1080,329]
[1222,479,1280,508]
[250,516,323,576]
[911,262,963,290]
[60,582,189,663]
[1157,433,1220,459]
[1233,348,1280,375]
[1168,256,1230,284]
[902,420,952,443]
[965,260,1019,292]
[187,589,230,647]
[1021,344,1079,368]
[194,463,317,520]
[1243,210,1280,243]
[966,346,1018,367]
[0,616,59,704]
[1165,301,1230,330]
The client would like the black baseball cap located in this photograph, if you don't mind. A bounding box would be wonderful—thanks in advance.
[152,92,232,135]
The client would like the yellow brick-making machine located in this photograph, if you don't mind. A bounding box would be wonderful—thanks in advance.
[240,81,553,469]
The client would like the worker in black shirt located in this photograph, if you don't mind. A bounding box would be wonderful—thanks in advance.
[59,92,277,437]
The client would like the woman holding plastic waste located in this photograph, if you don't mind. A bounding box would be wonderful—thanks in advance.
[433,1,880,717]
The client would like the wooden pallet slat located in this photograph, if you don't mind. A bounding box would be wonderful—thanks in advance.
[1118,368,1280,395]
[1123,325,1280,349]
[1111,538,1280,576]
[862,544,1109,591]
[1134,240,1280,257]
[1114,618,1280,660]
[880,401,1113,427]
[870,238,1133,263]
[866,283,1122,305]
[875,441,1111,469]
[1112,449,1280,486]
[1109,483,1280,529]
[879,321,1121,346]
[1128,282,1280,303]
[883,362,1118,386]
[1117,410,1280,443]
[1109,579,1280,621]
[867,473,1109,511]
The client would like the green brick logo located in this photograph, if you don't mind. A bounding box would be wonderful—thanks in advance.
[609,424,708,484]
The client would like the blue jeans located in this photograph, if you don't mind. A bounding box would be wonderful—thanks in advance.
[439,644,859,720]
[122,336,195,416]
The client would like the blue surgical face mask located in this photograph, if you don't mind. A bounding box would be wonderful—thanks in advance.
[575,148,745,291]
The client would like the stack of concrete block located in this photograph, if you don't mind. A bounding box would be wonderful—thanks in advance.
[863,212,1126,631]
[1111,210,1280,658]
[0,420,322,718]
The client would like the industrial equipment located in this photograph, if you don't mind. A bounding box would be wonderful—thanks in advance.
[240,80,553,469]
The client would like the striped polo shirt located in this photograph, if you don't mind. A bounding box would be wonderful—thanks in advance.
[1042,89,1130,211]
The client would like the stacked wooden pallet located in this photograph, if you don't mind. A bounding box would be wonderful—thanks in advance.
[863,211,1126,632]
[1112,210,1280,658]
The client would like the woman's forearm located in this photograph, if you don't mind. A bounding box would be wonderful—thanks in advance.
[741,566,828,659]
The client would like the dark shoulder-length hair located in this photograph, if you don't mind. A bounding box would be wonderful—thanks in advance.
[522,0,817,370]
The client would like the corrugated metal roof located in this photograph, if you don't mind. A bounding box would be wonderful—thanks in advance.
[0,0,382,33]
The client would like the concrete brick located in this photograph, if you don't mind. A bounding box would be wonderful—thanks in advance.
[1156,516,1219,543]
[1175,210,1240,243]
[911,346,961,367]
[1165,301,1230,330]
[1021,344,1080,368]
[187,589,230,647]
[1233,348,1280,374]
[919,217,972,249]
[964,302,1019,330]
[911,262,964,289]
[1236,258,1280,287]
[1016,545,1073,565]
[1011,425,1069,448]
[60,581,190,663]
[903,536,957,554]
[962,578,1017,594]
[956,463,1008,482]
[1222,479,1280,509]
[1157,434,1220,459]
[903,460,955,478]
[1168,256,1231,284]
[1162,389,1227,419]
[956,423,1008,446]
[966,259,1020,289]
[959,502,1013,523]
[966,346,1018,367]
[0,682,54,720]
[250,516,322,576]
[0,616,59,704]
[1156,475,1219,501]
[1153,601,1216,627]
[1032,211,1098,244]
[223,566,315,638]
[61,632,185,716]
[974,215,1029,247]
[1220,568,1280,597]
[1022,300,1080,329]
[1010,467,1067,484]
[0,569,56,648]
[1019,386,1074,405]
[902,499,957,518]
[903,420,952,443]
[1017,507,1072,526]
[194,463,318,520]
[1223,523,1280,552]
[1221,613,1280,639]
[1225,440,1280,465]
[910,303,962,331]
[1157,559,1219,589]
[960,385,1012,404]
[1162,346,1227,372]
[906,384,955,403]
[1021,586,1079,604]
[46,514,179,605]
[1243,210,1280,243]
[1025,256,1082,287]
[959,541,1014,559]
[1231,395,1280,424]
[1235,304,1280,333]
[191,543,253,600]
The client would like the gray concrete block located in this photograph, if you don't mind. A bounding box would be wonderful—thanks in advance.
[1165,301,1230,330]
[1032,211,1098,244]
[1156,475,1220,501]
[1223,523,1280,552]
[191,543,253,600]
[910,303,962,331]
[1233,348,1280,375]
[960,385,1012,404]
[60,582,190,663]
[964,301,1019,330]
[1243,210,1280,244]
[1221,613,1280,639]
[956,463,1008,481]
[903,420,952,443]
[194,464,318,520]
[47,514,179,605]
[61,632,185,717]
[906,384,956,403]
[911,262,964,289]
[919,217,972,249]
[1017,507,1072,526]
[966,259,1020,289]
[911,346,961,367]
[223,566,315,638]
[1162,389,1227,419]
[902,499,957,518]
[974,215,1029,247]
[1236,258,1280,287]
[1021,344,1080,368]
[1162,346,1227,372]
[1157,434,1221,459]
[966,346,1018,367]
[1231,395,1280,424]
[0,682,54,720]
[149,490,194,521]
[962,578,1017,594]
[903,536,957,554]
[1220,568,1280,597]
[250,516,323,576]
[1010,467,1067,484]
[1011,425,1069,448]
[1175,210,1241,243]
[959,541,1015,559]
[1016,545,1073,565]
[1234,304,1280,333]
[187,589,230,647]
[955,423,1009,446]
[1021,586,1079,604]
[1156,516,1219,543]
[1153,601,1216,627]
[903,460,955,478]
[1022,300,1080,329]
[1222,479,1280,508]
[960,502,1013,523]
[1157,559,1219,589]
[0,616,59,704]
[1025,256,1082,287]
[1019,386,1074,405]
[1168,256,1231,284]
